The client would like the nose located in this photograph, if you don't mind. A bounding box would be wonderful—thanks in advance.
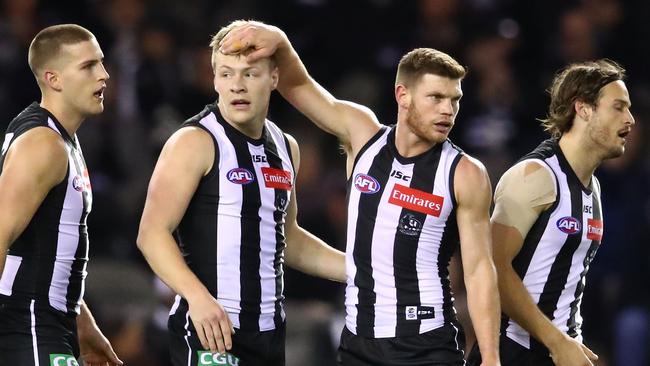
[99,62,110,81]
[627,109,635,126]
[440,98,454,115]
[230,74,246,93]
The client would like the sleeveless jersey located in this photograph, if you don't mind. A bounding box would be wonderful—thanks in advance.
[345,126,464,338]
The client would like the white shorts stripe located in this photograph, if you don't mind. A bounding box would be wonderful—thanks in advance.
[30,300,40,366]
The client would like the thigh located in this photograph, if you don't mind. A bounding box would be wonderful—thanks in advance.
[0,302,78,366]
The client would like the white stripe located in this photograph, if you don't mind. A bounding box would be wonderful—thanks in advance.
[0,255,22,295]
[418,145,458,333]
[48,143,84,312]
[184,311,192,366]
[1,132,14,155]
[170,294,181,315]
[367,159,405,337]
[248,142,282,331]
[201,115,243,328]
[344,129,390,335]
[30,300,40,366]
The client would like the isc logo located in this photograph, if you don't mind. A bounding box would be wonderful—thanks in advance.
[354,173,380,194]
[226,168,255,185]
[556,216,581,234]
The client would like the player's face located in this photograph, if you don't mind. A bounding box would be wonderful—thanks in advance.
[587,80,634,159]
[213,52,278,127]
[58,39,109,117]
[404,74,462,144]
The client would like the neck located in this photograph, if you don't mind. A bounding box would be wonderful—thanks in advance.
[558,132,602,187]
[40,96,84,137]
[217,101,266,140]
[394,115,437,158]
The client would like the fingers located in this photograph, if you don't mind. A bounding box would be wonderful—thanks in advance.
[219,316,233,351]
[582,344,599,361]
[193,319,211,351]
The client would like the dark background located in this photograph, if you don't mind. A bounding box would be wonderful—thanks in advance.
[1,0,648,365]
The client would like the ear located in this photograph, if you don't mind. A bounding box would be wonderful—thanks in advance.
[43,70,63,92]
[574,100,593,121]
[395,84,410,109]
[270,66,279,90]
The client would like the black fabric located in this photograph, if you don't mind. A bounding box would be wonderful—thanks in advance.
[337,324,465,366]
[0,300,79,365]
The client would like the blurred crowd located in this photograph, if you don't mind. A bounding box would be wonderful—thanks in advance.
[1,0,649,365]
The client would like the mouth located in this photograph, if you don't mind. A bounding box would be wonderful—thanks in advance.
[93,86,106,101]
[231,99,251,110]
[433,121,453,131]
[617,128,631,142]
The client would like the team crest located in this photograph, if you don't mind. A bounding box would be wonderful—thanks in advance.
[556,216,581,234]
[72,175,84,192]
[226,168,255,185]
[398,213,423,236]
[354,173,380,194]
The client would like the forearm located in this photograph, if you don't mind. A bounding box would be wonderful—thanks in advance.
[285,226,345,282]
[499,265,565,348]
[137,229,210,302]
[465,261,500,362]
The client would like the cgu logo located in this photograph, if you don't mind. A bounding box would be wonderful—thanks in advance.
[49,354,79,366]
[198,351,240,366]
[556,216,581,234]
[226,168,255,185]
[354,173,380,194]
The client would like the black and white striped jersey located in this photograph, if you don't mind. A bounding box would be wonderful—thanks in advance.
[345,126,464,338]
[169,104,295,332]
[0,103,92,315]
[505,139,603,349]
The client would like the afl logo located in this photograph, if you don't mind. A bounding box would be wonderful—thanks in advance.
[227,168,255,185]
[354,173,380,194]
[72,175,84,192]
[556,216,581,234]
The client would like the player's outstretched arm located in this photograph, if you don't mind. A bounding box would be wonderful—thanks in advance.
[219,22,381,157]
[455,155,501,366]
[283,135,345,282]
[137,127,234,354]
[491,161,598,366]
[0,128,67,274]
[77,301,123,366]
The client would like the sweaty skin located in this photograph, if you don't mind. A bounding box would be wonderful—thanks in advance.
[491,161,557,237]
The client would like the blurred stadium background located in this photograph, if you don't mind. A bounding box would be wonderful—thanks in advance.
[1,0,649,365]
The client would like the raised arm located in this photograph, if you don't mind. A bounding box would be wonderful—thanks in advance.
[491,161,597,366]
[283,134,345,282]
[219,22,381,158]
[454,155,500,366]
[136,127,234,354]
[0,128,67,275]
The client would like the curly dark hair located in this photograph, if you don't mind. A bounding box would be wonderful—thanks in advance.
[540,59,625,137]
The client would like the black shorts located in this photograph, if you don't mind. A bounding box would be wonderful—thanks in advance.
[466,335,553,366]
[168,308,286,366]
[0,299,79,366]
[337,323,466,366]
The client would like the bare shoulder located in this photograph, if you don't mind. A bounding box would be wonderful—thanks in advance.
[454,154,492,206]
[499,159,555,191]
[166,126,213,150]
[8,127,68,168]
[456,154,490,186]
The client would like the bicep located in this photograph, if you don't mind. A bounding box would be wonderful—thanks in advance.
[280,79,381,152]
[0,130,67,246]
[140,129,213,233]
[454,157,493,268]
